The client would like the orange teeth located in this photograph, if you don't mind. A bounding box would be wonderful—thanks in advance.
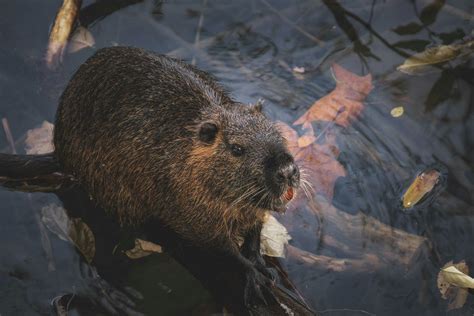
[284,187,294,201]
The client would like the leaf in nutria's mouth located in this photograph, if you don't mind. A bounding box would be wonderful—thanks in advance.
[284,187,294,202]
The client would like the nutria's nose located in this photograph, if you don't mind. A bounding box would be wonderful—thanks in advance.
[276,162,300,186]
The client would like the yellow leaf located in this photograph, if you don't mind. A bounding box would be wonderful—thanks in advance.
[390,106,404,118]
[441,265,474,289]
[402,169,440,208]
[397,40,474,75]
[125,238,163,259]
[438,261,470,310]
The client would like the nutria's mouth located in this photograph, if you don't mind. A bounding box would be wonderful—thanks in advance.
[270,186,295,213]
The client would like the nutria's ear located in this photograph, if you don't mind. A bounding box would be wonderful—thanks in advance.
[198,121,218,143]
[249,98,264,113]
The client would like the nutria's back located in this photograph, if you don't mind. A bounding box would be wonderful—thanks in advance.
[54,47,298,247]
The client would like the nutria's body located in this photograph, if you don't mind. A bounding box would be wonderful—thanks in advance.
[53,46,299,305]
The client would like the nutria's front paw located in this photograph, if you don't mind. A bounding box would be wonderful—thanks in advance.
[243,267,277,308]
[248,253,279,283]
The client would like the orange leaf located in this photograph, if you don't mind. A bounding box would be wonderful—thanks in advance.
[277,122,346,201]
[294,64,373,128]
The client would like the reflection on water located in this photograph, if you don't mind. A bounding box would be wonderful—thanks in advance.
[0,0,473,315]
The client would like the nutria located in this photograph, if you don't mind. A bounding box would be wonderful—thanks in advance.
[1,46,300,306]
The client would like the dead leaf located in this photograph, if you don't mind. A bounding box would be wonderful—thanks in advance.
[45,0,81,69]
[438,261,471,310]
[441,265,474,289]
[294,64,373,128]
[402,169,440,209]
[68,26,95,53]
[25,121,54,154]
[125,238,163,259]
[277,122,346,201]
[292,66,305,74]
[41,204,96,263]
[41,204,70,242]
[260,213,291,258]
[397,40,474,75]
[390,106,404,118]
[68,218,95,263]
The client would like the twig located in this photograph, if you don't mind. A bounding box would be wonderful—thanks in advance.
[2,118,17,154]
[45,0,82,69]
[1,120,56,271]
[419,0,474,21]
[191,0,208,66]
[318,308,376,316]
[259,0,324,47]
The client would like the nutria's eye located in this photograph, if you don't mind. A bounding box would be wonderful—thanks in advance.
[231,144,244,157]
[199,122,218,143]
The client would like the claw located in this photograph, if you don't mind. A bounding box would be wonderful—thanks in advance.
[248,253,280,284]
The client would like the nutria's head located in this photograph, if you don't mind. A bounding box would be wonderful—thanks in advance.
[187,102,300,214]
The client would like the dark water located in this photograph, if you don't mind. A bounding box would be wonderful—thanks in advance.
[1,0,473,315]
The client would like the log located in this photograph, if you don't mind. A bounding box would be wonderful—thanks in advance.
[55,186,316,316]
[287,195,431,272]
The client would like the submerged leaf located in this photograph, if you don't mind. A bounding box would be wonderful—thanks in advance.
[393,39,430,52]
[294,64,373,128]
[42,204,96,263]
[419,0,445,26]
[69,218,95,263]
[438,28,466,45]
[392,22,423,35]
[402,169,440,208]
[277,122,346,201]
[25,121,54,154]
[425,70,456,112]
[125,239,163,259]
[41,204,70,242]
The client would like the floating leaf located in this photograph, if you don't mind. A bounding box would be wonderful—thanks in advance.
[260,213,291,258]
[41,204,96,263]
[25,121,54,154]
[402,169,440,208]
[437,261,469,310]
[125,239,163,259]
[392,22,423,35]
[441,265,474,289]
[397,41,474,75]
[292,66,305,74]
[294,64,373,128]
[390,106,404,117]
[68,26,95,53]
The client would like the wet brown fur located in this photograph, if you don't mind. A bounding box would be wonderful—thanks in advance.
[53,46,292,250]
